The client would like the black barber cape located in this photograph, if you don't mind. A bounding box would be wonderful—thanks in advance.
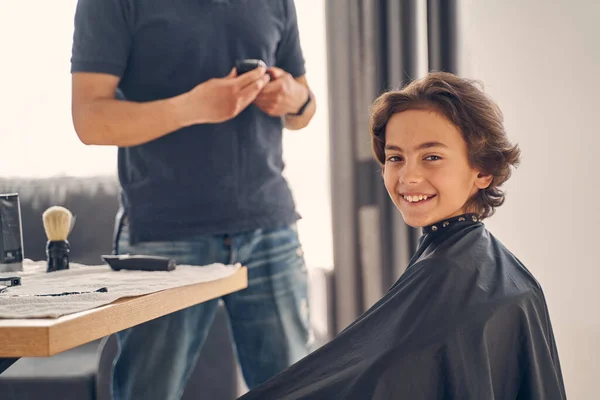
[239,214,566,400]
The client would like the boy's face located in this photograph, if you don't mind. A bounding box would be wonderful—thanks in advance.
[383,109,492,228]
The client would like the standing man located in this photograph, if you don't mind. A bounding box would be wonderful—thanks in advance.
[70,1,316,399]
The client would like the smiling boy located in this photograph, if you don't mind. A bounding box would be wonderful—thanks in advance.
[238,72,566,399]
[381,109,492,226]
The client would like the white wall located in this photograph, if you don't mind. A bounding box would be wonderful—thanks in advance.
[458,1,600,398]
[283,0,333,271]
[0,0,116,178]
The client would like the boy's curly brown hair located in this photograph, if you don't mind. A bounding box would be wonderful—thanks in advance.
[369,72,521,220]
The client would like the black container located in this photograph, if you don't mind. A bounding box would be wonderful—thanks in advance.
[0,193,24,272]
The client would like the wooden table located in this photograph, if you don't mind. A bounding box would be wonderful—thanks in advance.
[0,266,247,372]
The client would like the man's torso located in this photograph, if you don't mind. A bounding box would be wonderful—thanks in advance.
[82,0,305,242]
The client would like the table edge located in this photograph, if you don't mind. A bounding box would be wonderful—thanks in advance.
[0,267,248,357]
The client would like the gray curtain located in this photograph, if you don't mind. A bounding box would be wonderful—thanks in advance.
[427,0,459,72]
[325,0,458,334]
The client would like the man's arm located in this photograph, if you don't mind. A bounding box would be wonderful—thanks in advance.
[72,73,188,147]
[253,69,316,131]
[253,0,314,130]
[284,75,316,131]
[72,68,269,147]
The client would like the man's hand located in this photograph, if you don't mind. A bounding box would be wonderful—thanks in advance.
[181,67,270,125]
[253,67,309,117]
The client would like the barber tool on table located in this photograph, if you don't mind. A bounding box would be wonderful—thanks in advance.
[42,206,75,272]
[102,254,176,272]
[0,276,21,293]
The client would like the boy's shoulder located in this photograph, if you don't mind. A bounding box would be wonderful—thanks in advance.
[412,226,545,306]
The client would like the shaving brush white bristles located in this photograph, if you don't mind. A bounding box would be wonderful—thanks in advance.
[42,206,74,242]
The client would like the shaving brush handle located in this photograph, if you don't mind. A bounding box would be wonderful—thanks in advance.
[46,240,70,272]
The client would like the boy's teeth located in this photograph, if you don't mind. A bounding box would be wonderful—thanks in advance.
[404,195,430,202]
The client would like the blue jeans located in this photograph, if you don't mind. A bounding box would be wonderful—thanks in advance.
[110,221,311,400]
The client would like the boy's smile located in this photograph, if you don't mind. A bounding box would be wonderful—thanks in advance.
[383,109,492,228]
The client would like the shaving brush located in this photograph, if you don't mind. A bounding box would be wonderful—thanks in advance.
[42,206,75,272]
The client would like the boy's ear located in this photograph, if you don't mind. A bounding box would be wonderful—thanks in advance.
[475,172,493,189]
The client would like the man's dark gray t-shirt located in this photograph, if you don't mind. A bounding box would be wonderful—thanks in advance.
[71,0,306,244]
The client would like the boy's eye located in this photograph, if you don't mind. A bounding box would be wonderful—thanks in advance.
[386,155,403,163]
[424,155,442,161]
